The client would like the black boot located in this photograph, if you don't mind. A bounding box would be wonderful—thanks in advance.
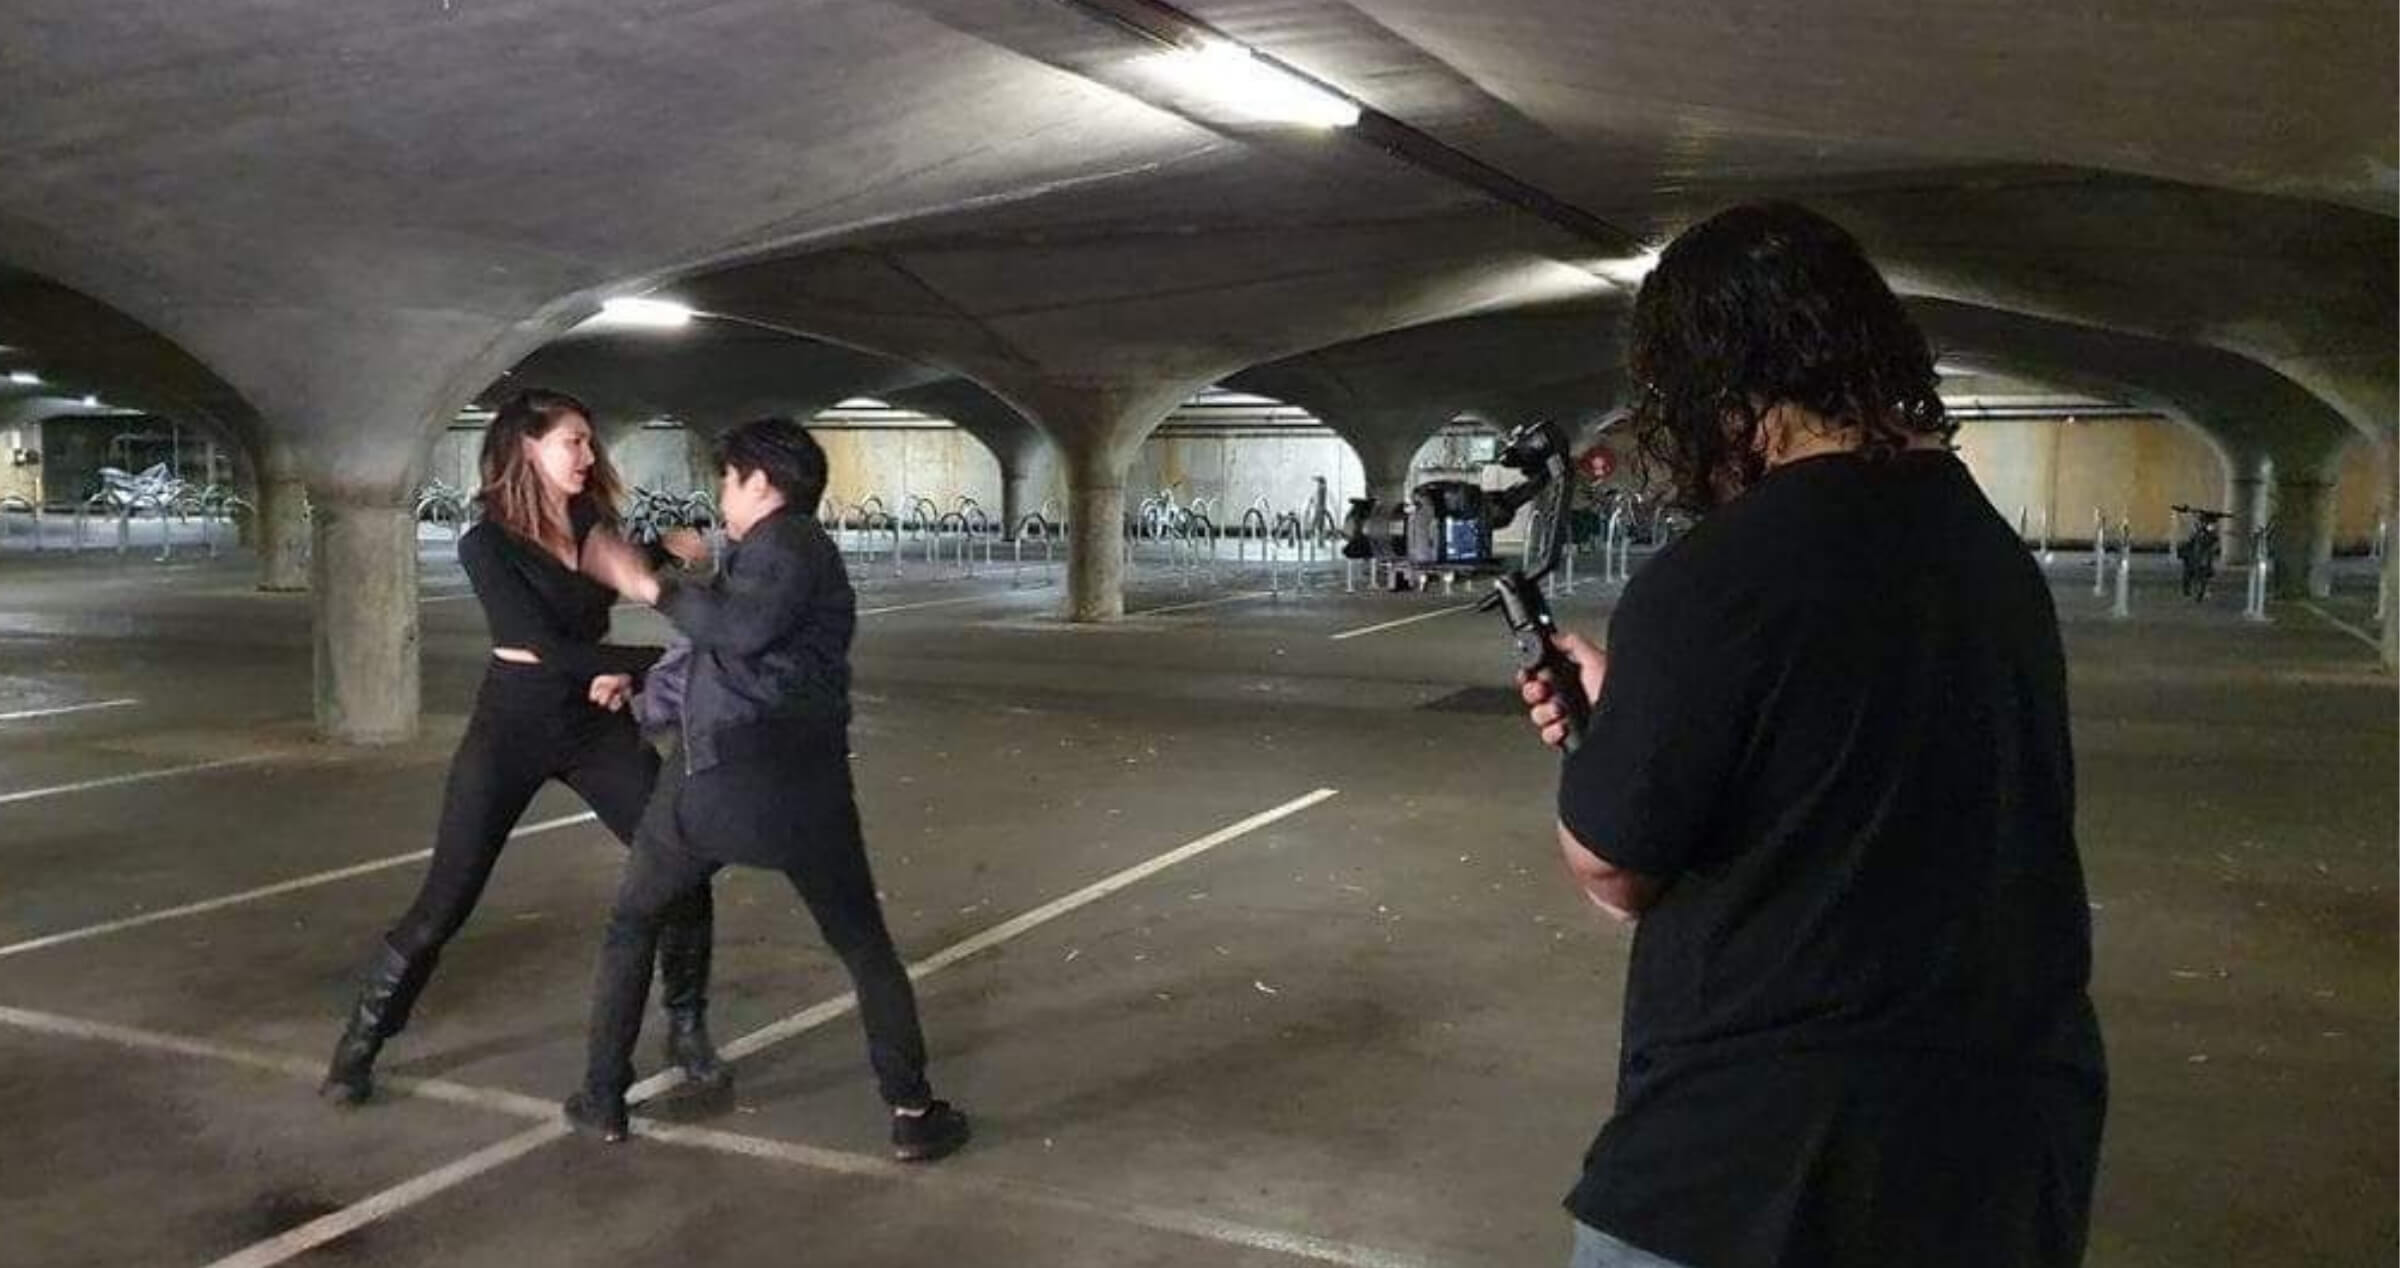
[562,1087,630,1143]
[656,915,733,1093]
[320,939,437,1106]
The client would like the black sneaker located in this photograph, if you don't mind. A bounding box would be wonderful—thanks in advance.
[562,1089,630,1143]
[891,1100,970,1162]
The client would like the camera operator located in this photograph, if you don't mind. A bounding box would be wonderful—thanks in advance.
[1519,204,2105,1268]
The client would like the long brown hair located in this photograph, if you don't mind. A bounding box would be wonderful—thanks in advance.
[476,388,623,550]
[1626,202,1951,514]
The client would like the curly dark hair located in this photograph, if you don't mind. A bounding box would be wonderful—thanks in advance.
[1625,202,1951,513]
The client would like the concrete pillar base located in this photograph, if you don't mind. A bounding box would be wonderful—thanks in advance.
[1065,479,1126,622]
[311,495,420,744]
[258,477,311,591]
[1002,471,1031,539]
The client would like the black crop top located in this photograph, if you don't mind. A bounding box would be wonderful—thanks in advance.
[457,499,660,684]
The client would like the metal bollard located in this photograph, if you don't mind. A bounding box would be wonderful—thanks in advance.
[2243,556,2272,623]
[2037,507,2053,565]
[2110,547,2131,620]
[2091,509,2108,596]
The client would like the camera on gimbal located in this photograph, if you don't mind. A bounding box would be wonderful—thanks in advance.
[1338,418,1594,748]
[1339,419,1574,575]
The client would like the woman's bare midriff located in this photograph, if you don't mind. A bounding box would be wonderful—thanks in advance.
[492,648,541,665]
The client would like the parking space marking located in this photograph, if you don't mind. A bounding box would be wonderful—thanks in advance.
[0,698,139,723]
[2301,602,2382,653]
[638,786,1342,1091]
[0,812,601,960]
[1327,604,1478,642]
[859,594,1005,617]
[203,1124,567,1268]
[0,754,276,807]
[1,999,1432,1268]
[1130,590,1275,618]
[20,787,1353,1268]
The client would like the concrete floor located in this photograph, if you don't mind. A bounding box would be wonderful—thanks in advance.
[0,542,2390,1268]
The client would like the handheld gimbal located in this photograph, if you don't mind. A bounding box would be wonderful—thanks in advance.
[1474,419,1590,753]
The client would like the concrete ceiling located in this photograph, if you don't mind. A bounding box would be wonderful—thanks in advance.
[0,0,2388,497]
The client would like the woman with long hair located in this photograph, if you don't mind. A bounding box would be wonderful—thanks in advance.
[320,388,729,1104]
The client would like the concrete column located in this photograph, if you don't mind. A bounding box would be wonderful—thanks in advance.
[1062,445,1128,622]
[257,474,311,591]
[1000,378,1195,623]
[2224,467,2265,565]
[310,492,419,743]
[1001,468,1031,537]
[2265,476,2337,600]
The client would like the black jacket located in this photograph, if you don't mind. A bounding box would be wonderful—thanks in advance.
[654,508,855,774]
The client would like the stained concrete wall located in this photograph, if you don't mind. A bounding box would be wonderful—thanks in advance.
[818,427,1005,515]
[1953,416,2388,550]
[427,425,701,499]
[1128,433,1368,519]
[0,422,40,504]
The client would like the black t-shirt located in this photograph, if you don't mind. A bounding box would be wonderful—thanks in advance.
[1557,451,2105,1268]
[458,499,658,685]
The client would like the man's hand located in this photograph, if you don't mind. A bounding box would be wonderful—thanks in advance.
[659,528,710,569]
[588,673,635,712]
[581,530,663,605]
[1516,632,1607,749]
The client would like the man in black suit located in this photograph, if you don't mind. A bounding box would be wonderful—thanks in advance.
[570,417,969,1162]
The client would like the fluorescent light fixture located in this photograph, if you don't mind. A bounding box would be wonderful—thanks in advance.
[830,397,893,410]
[584,297,695,330]
[1140,38,1360,128]
[81,395,100,408]
[7,371,39,386]
[1586,248,1664,287]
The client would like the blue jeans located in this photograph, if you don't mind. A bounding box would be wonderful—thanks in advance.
[1570,1222,1691,1268]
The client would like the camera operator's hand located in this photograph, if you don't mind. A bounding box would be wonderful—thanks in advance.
[1517,632,1606,749]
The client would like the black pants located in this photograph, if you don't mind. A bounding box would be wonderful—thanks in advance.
[383,663,712,978]
[584,759,930,1107]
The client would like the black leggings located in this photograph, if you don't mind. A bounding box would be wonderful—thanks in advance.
[384,662,712,967]
[585,762,929,1107]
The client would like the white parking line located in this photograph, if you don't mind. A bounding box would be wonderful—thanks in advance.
[0,1000,1429,1268]
[0,698,139,723]
[858,594,999,617]
[1130,590,1274,618]
[637,786,1342,1092]
[2301,602,2382,653]
[202,1124,567,1268]
[1327,604,1478,642]
[29,788,1346,1268]
[0,754,275,807]
[0,812,601,960]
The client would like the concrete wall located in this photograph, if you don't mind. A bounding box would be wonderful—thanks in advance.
[1951,416,2227,547]
[1951,416,2389,550]
[818,427,1004,515]
[428,425,703,498]
[1128,432,1367,519]
[0,421,40,504]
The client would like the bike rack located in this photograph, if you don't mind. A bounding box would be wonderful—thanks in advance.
[0,495,40,552]
[1269,512,1303,593]
[1236,505,1270,569]
[2111,535,2133,620]
[1012,514,1057,588]
[1602,505,1630,585]
[2091,508,2109,597]
[2243,528,2272,623]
